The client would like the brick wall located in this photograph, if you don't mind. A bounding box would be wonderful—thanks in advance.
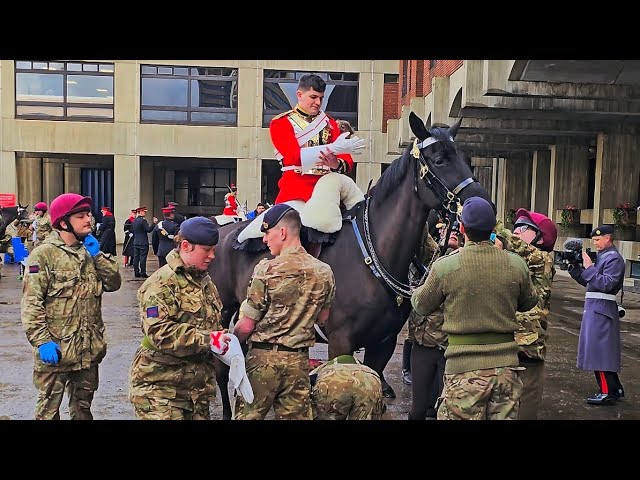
[398,60,463,109]
[382,82,399,133]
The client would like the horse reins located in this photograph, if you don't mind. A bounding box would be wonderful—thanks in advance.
[353,136,478,303]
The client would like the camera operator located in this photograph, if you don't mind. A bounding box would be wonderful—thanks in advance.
[568,225,625,405]
[494,209,557,420]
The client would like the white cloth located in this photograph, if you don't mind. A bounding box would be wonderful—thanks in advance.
[299,132,366,173]
[214,334,254,404]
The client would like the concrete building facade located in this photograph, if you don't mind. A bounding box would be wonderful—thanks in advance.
[0,60,399,244]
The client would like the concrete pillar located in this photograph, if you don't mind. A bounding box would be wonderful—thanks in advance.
[64,165,82,193]
[356,162,380,195]
[114,154,140,245]
[237,157,259,212]
[16,156,42,209]
[140,158,155,221]
[42,159,64,204]
[531,150,551,216]
[0,151,17,198]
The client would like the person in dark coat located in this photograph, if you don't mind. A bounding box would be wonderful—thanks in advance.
[167,202,185,226]
[152,206,179,268]
[131,206,158,278]
[568,224,626,405]
[98,206,117,255]
[122,209,136,267]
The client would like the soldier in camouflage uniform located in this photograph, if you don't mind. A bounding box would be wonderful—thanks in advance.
[408,221,461,420]
[310,354,385,420]
[233,204,336,420]
[21,193,122,420]
[29,202,53,248]
[494,209,557,420]
[411,197,538,420]
[129,216,231,420]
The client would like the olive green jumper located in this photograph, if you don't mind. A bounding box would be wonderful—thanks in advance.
[411,241,538,375]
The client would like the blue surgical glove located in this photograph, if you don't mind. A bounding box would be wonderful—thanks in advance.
[83,234,100,257]
[38,341,61,365]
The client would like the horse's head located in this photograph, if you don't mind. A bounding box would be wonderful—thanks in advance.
[408,111,492,216]
[17,203,29,222]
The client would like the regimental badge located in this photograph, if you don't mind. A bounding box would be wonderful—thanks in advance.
[146,306,159,318]
[411,139,420,159]
[262,221,269,230]
[596,229,601,235]
[28,265,40,274]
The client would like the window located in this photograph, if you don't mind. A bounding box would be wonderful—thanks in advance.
[401,61,409,97]
[15,61,114,121]
[384,74,399,83]
[263,70,359,128]
[430,60,437,69]
[174,167,236,208]
[141,65,238,125]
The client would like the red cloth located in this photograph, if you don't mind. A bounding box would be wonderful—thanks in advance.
[223,192,238,215]
[270,111,354,204]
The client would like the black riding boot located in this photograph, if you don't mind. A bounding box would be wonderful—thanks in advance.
[402,339,413,385]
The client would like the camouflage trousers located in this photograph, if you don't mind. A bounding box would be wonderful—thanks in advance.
[131,397,211,420]
[33,364,99,420]
[517,359,545,420]
[234,349,312,420]
[311,363,385,420]
[437,366,523,420]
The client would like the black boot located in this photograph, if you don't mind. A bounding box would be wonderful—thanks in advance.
[402,339,413,385]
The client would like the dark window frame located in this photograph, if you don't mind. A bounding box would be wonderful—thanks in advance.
[263,70,359,128]
[14,60,114,122]
[174,166,237,208]
[140,64,238,126]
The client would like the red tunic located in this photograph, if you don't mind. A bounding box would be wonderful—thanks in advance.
[270,110,354,204]
[223,192,238,215]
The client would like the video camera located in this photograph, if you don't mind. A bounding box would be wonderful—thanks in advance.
[554,238,597,270]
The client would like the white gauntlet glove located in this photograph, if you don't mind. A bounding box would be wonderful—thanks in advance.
[328,131,367,155]
[210,331,231,355]
[213,333,254,404]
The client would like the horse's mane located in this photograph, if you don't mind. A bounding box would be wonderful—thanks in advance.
[370,146,412,201]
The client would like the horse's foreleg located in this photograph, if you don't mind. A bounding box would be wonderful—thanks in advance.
[213,359,233,420]
[363,335,398,399]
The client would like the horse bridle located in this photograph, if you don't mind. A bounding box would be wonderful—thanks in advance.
[355,136,479,303]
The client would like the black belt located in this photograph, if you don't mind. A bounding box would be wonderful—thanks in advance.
[250,342,308,353]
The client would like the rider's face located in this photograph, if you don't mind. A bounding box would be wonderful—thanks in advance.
[297,88,324,116]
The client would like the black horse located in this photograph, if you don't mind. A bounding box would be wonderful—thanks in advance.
[0,204,29,240]
[209,112,491,419]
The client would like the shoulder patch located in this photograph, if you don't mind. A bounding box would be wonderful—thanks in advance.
[28,265,40,274]
[146,306,159,318]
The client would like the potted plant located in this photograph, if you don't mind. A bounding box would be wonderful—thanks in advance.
[560,204,579,230]
[612,201,636,227]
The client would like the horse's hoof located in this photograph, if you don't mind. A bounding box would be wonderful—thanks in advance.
[382,384,396,399]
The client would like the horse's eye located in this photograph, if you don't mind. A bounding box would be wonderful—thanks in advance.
[433,156,445,167]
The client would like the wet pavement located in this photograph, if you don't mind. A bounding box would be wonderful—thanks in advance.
[1,257,639,420]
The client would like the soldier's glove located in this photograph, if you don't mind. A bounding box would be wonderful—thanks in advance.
[328,131,367,155]
[83,234,100,257]
[210,331,231,355]
[213,333,254,404]
[38,341,61,365]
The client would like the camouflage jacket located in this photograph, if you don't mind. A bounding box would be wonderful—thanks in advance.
[495,220,555,361]
[408,234,450,348]
[21,230,122,372]
[239,245,336,349]
[32,213,53,244]
[129,249,224,406]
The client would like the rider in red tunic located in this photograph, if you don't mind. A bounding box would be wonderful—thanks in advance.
[270,74,355,204]
[223,184,239,216]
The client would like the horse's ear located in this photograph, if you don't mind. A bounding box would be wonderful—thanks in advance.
[409,112,430,141]
[448,117,463,140]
